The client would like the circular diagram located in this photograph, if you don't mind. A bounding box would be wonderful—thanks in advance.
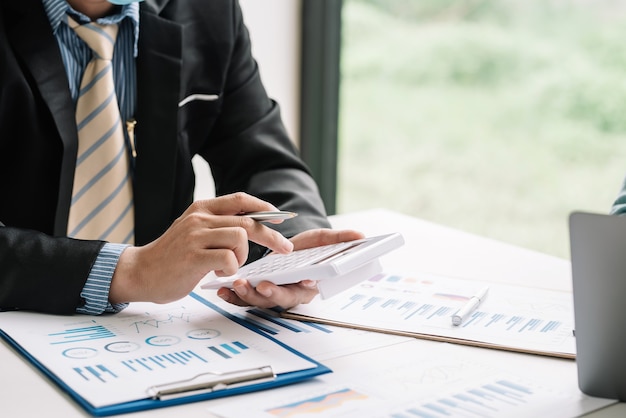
[186,328,221,340]
[104,341,141,353]
[62,347,98,359]
[145,335,181,346]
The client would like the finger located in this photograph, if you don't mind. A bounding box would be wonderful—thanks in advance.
[181,211,293,254]
[290,229,365,250]
[228,279,318,309]
[193,192,280,217]
[216,287,250,307]
[230,216,294,254]
[187,227,250,268]
[177,246,241,281]
[257,281,319,308]
[200,249,242,276]
[208,215,294,254]
[215,280,260,307]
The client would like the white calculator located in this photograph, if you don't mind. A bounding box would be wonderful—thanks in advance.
[201,232,404,299]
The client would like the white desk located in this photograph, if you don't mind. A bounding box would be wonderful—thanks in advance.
[3,209,625,417]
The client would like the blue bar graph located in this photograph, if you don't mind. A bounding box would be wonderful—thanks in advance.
[405,303,434,320]
[387,379,537,417]
[48,325,115,345]
[208,341,248,359]
[209,346,231,359]
[399,301,417,311]
[519,318,541,332]
[335,283,570,342]
[406,408,437,418]
[73,364,118,383]
[462,311,487,327]
[221,343,240,354]
[506,316,523,330]
[231,308,334,336]
[301,321,333,334]
[428,306,452,320]
[540,320,561,333]
[233,341,248,350]
[307,273,575,357]
[486,313,505,327]
[232,313,280,335]
[342,294,365,310]
[248,309,308,333]
[121,349,207,372]
[382,299,400,308]
[364,297,382,309]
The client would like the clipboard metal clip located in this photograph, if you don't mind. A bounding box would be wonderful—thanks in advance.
[147,365,276,400]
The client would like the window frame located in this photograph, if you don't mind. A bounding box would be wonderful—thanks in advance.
[299,0,343,215]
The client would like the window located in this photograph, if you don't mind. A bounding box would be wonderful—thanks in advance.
[337,0,626,258]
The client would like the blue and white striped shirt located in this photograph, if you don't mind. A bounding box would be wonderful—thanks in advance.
[42,0,140,314]
[42,0,138,121]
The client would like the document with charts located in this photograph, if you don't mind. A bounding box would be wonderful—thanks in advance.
[0,293,329,416]
[207,342,614,418]
[283,271,576,358]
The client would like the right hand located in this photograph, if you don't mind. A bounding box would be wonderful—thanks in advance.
[108,193,294,305]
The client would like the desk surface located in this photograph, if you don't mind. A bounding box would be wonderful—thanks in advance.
[2,208,624,417]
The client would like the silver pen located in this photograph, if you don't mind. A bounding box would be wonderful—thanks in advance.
[451,286,489,326]
[240,211,297,222]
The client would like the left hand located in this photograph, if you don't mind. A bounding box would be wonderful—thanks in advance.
[216,228,365,309]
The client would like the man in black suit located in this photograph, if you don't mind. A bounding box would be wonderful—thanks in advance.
[0,0,361,314]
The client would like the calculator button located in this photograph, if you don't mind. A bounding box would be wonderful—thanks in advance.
[240,241,352,278]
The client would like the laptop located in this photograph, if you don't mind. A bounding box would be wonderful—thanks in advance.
[569,211,626,401]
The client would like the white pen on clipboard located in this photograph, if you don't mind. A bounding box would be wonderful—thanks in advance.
[451,286,489,326]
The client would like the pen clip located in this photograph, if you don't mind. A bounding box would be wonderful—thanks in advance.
[146,365,275,400]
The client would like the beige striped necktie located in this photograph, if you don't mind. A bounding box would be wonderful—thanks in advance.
[66,16,135,244]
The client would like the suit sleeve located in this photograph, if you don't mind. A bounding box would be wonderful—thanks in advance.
[0,226,104,314]
[198,1,331,245]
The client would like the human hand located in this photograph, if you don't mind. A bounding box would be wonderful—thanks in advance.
[216,228,365,309]
[108,193,294,304]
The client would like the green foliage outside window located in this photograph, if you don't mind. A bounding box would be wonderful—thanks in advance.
[338,0,626,258]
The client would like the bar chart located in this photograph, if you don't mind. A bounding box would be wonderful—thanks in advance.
[0,295,321,408]
[208,340,579,418]
[48,324,116,345]
[121,349,209,373]
[265,388,369,416]
[385,378,553,418]
[286,271,576,357]
[199,291,411,361]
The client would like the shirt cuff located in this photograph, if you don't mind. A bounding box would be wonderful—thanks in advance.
[76,243,130,315]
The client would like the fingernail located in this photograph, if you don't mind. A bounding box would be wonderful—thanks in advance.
[234,284,247,297]
[258,286,272,297]
[282,239,294,253]
[301,280,318,288]
[217,288,231,302]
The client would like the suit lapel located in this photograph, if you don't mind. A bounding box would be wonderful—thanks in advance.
[5,1,79,235]
[5,0,183,242]
[134,7,182,244]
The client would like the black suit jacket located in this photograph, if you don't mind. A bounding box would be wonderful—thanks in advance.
[0,0,330,314]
